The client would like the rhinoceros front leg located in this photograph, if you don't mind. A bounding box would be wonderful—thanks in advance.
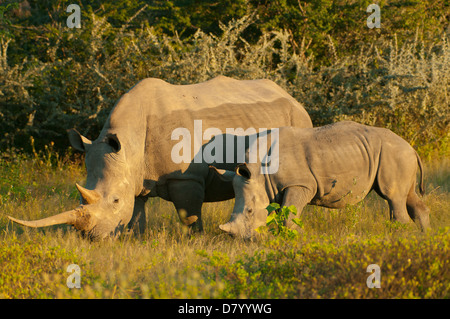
[167,180,205,232]
[128,196,148,235]
[281,186,314,229]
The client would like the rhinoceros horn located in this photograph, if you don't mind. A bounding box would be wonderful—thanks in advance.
[8,209,79,228]
[7,184,100,229]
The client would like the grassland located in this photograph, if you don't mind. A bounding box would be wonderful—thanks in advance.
[0,152,449,299]
[1,2,448,300]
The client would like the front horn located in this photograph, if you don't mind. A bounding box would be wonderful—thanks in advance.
[8,209,79,228]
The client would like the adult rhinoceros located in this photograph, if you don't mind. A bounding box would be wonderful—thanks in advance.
[8,76,312,239]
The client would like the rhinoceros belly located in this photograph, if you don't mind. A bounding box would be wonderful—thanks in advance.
[307,131,380,208]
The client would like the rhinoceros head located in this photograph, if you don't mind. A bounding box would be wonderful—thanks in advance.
[8,129,136,240]
[211,164,269,239]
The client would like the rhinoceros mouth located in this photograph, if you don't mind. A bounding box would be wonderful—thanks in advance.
[219,220,252,239]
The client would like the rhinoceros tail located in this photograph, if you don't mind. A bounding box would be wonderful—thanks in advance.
[416,151,425,196]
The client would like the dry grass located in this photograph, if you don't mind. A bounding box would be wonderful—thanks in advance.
[0,154,448,298]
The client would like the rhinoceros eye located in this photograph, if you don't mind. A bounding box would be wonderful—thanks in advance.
[113,198,120,204]
[105,134,121,152]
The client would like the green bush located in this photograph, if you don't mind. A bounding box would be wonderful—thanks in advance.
[288,33,450,159]
[257,203,303,239]
[0,2,448,157]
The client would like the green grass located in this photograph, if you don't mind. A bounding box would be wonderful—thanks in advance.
[0,155,449,298]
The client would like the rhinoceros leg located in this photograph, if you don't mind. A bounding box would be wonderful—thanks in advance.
[387,198,411,224]
[375,150,427,228]
[167,180,204,232]
[128,196,148,235]
[406,183,430,230]
[281,186,314,229]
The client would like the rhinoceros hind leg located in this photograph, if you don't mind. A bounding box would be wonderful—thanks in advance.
[375,153,419,227]
[406,184,430,231]
[168,180,205,232]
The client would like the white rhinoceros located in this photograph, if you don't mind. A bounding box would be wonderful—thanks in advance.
[8,76,312,239]
[212,121,430,238]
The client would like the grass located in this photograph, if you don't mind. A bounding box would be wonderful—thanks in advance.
[0,154,449,298]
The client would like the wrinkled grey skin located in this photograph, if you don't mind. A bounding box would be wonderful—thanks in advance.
[8,76,312,240]
[213,121,430,239]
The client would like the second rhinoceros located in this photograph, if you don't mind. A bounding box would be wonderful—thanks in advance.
[8,76,312,240]
[212,121,430,238]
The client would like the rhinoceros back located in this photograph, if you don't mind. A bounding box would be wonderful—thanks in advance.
[105,76,312,188]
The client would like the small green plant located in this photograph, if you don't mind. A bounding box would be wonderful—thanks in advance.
[262,203,303,239]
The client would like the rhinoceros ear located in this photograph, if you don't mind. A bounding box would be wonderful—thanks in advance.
[68,129,92,152]
[209,166,235,182]
[236,163,251,179]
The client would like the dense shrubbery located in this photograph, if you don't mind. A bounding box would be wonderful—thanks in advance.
[0,1,448,157]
